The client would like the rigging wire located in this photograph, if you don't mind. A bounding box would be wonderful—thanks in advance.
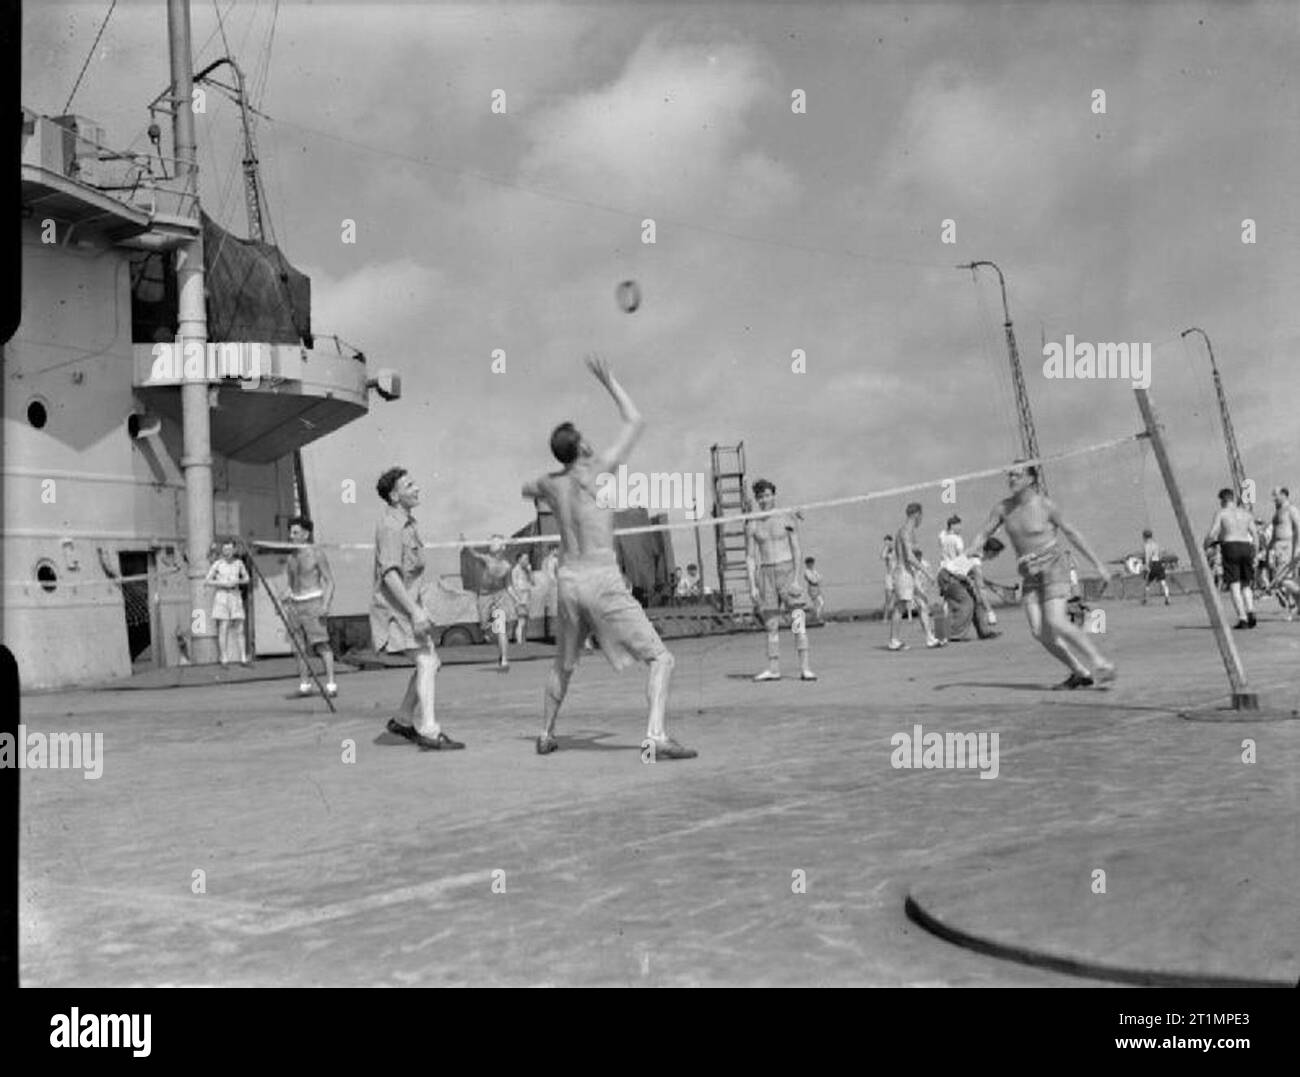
[62,0,119,115]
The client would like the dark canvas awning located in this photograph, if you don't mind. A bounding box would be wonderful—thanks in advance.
[131,211,312,345]
[202,212,312,345]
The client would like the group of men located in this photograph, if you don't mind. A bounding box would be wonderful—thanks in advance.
[875,471,1115,688]
[1203,485,1300,628]
[288,353,1267,762]
[361,358,697,757]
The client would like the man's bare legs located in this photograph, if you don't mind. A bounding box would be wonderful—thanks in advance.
[755,610,812,678]
[1228,580,1255,625]
[889,596,938,648]
[1025,596,1114,681]
[645,650,674,740]
[294,640,337,691]
[541,660,572,743]
[757,614,782,679]
[540,640,686,755]
[1023,597,1087,675]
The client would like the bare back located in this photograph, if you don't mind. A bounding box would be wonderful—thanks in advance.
[1209,505,1254,545]
[534,461,617,566]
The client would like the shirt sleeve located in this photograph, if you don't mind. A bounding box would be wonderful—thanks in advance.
[376,517,404,576]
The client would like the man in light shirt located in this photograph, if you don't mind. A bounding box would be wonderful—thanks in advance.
[936,516,1000,642]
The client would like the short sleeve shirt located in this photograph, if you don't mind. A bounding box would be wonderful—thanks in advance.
[371,505,427,650]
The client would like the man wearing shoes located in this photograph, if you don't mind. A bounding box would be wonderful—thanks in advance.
[1203,487,1259,630]
[969,461,1116,689]
[888,503,943,651]
[1140,529,1171,606]
[523,356,695,760]
[283,516,338,697]
[745,479,816,681]
[371,467,464,751]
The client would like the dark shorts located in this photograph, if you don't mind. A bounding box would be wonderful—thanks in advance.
[1220,541,1255,586]
[1145,561,1166,583]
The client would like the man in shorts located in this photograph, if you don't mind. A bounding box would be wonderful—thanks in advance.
[464,535,514,670]
[372,467,464,750]
[283,516,338,697]
[1267,487,1300,616]
[205,538,250,667]
[880,534,897,614]
[745,479,816,681]
[803,556,825,622]
[1204,487,1258,630]
[889,503,942,651]
[969,461,1116,688]
[1141,528,1171,606]
[509,552,535,644]
[523,356,695,760]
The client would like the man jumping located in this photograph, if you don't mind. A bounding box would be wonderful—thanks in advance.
[523,356,695,760]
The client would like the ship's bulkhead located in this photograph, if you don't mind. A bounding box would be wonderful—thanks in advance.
[6,216,299,689]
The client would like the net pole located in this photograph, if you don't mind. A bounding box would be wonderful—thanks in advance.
[1134,387,1257,710]
[247,554,337,714]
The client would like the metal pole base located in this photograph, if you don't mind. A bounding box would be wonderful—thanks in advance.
[1180,697,1300,722]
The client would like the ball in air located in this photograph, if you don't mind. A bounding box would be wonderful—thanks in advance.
[615,279,641,313]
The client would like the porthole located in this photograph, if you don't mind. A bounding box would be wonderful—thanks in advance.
[27,399,48,428]
[35,559,58,593]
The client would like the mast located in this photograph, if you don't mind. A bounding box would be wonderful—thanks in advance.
[193,57,265,241]
[960,261,1047,496]
[169,0,218,664]
[194,54,311,521]
[1181,328,1248,504]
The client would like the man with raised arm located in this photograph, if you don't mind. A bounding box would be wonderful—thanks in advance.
[969,461,1116,688]
[523,356,695,760]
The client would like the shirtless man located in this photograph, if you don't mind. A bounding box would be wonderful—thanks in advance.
[889,503,942,651]
[746,479,816,681]
[463,535,514,670]
[880,534,897,615]
[523,356,695,760]
[969,461,1116,688]
[1141,529,1171,606]
[283,516,338,697]
[1267,487,1300,614]
[1204,487,1259,629]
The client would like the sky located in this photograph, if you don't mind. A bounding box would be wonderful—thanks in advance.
[23,1,1300,609]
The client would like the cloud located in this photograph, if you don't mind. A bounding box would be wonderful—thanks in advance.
[517,33,795,223]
